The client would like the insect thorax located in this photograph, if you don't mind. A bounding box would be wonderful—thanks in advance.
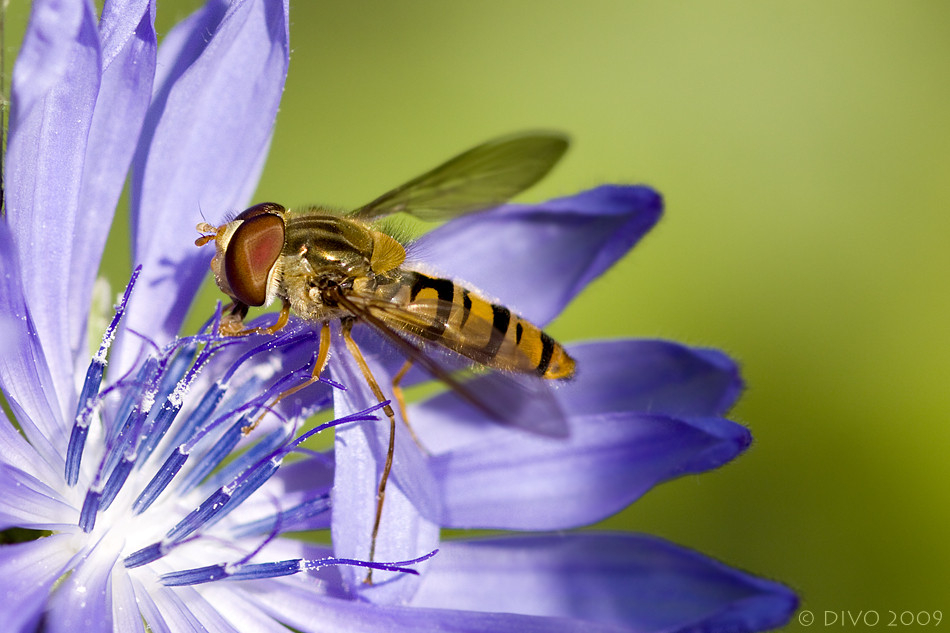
[278,213,395,321]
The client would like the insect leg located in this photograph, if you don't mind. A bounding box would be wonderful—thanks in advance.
[219,301,250,336]
[221,300,291,337]
[391,360,427,451]
[242,321,331,434]
[340,318,395,584]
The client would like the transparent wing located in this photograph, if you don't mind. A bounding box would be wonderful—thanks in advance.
[358,294,526,372]
[332,289,570,437]
[349,131,569,221]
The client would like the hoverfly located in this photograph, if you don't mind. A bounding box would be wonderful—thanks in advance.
[196,132,576,578]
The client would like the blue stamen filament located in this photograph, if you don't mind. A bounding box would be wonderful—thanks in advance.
[231,493,332,538]
[65,266,142,486]
[76,303,253,531]
[78,332,203,532]
[159,550,439,587]
[67,275,411,591]
[134,341,339,514]
[130,447,188,515]
[125,402,385,567]
[107,358,160,447]
[181,351,318,455]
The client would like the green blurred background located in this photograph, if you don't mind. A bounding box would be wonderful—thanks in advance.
[10,1,950,627]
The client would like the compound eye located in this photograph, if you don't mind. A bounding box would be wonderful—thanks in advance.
[224,213,285,306]
[234,202,286,222]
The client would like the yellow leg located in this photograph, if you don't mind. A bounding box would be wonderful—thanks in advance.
[391,360,427,452]
[391,360,412,433]
[242,321,331,434]
[341,319,396,585]
[221,300,291,337]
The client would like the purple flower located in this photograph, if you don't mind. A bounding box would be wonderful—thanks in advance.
[324,190,799,631]
[0,1,797,632]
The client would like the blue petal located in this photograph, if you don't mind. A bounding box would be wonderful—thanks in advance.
[0,535,76,633]
[110,566,146,633]
[46,539,122,633]
[6,0,101,419]
[129,576,172,633]
[70,0,157,364]
[430,412,750,530]
[98,0,153,67]
[137,581,235,631]
[123,0,290,355]
[246,582,634,633]
[558,340,744,417]
[329,330,440,602]
[0,407,60,484]
[413,185,662,326]
[0,463,76,529]
[0,220,67,460]
[410,337,744,455]
[412,534,798,633]
[202,585,303,632]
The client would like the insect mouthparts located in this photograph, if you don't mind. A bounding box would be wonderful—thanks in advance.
[317,279,344,307]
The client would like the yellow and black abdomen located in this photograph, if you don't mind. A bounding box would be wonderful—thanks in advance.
[377,270,575,380]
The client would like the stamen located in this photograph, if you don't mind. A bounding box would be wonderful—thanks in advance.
[223,326,318,384]
[204,404,385,534]
[123,542,165,569]
[123,403,384,569]
[133,339,325,513]
[128,453,277,565]
[159,550,439,587]
[81,403,151,531]
[203,422,293,492]
[78,488,101,533]
[65,267,141,486]
[185,351,311,451]
[130,447,188,515]
[306,549,439,574]
[133,406,275,513]
[78,330,221,529]
[136,341,217,466]
[75,362,104,420]
[203,456,283,532]
[231,493,332,537]
[102,320,227,483]
[134,399,185,466]
[64,424,91,489]
[160,563,231,586]
[164,487,234,544]
[174,355,317,495]
[286,400,391,449]
[107,358,160,446]
[227,559,303,581]
[176,416,251,496]
[101,401,151,484]
[164,380,227,452]
[151,341,199,411]
[98,455,135,511]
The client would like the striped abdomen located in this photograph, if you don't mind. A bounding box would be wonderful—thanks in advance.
[377,270,575,380]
